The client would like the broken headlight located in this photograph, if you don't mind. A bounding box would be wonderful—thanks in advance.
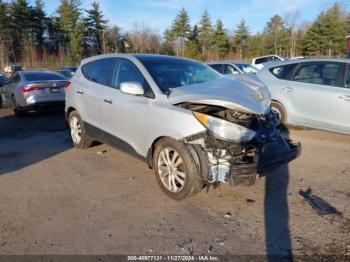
[194,112,256,142]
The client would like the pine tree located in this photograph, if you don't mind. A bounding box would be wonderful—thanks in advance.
[198,10,213,60]
[346,14,350,35]
[303,3,346,56]
[9,0,31,61]
[47,15,66,55]
[212,19,229,60]
[30,0,46,49]
[264,14,289,56]
[184,25,201,60]
[70,20,85,64]
[85,0,108,55]
[233,19,250,59]
[0,0,13,66]
[57,0,81,55]
[169,7,191,56]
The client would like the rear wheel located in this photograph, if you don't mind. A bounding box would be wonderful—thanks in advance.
[68,111,92,149]
[153,138,203,200]
[12,96,27,117]
[271,101,287,125]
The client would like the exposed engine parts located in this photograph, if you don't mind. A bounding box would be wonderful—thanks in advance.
[180,102,298,187]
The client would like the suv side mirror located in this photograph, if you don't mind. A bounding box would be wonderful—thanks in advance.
[120,82,144,96]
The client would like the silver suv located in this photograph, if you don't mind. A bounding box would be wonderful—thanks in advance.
[65,54,301,200]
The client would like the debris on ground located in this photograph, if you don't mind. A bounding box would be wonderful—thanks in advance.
[97,150,108,155]
[224,212,232,218]
[299,188,339,216]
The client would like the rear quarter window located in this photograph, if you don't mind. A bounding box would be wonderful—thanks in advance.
[269,64,296,80]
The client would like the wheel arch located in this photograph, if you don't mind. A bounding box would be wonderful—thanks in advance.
[146,136,168,169]
[65,106,77,120]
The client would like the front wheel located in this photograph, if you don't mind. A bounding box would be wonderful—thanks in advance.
[271,101,287,125]
[153,138,204,200]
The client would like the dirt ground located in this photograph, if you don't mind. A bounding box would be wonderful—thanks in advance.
[0,108,349,258]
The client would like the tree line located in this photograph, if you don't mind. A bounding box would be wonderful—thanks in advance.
[0,0,349,70]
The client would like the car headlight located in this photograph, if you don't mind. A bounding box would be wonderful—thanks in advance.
[194,112,256,142]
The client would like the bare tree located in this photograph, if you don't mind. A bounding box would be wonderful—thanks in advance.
[130,22,161,53]
[284,10,300,57]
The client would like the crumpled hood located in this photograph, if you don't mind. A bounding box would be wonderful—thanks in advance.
[168,77,271,114]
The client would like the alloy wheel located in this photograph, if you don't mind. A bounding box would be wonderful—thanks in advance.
[157,147,186,193]
[69,116,82,144]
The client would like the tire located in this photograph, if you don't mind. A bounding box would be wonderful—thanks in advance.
[153,138,204,200]
[68,111,93,149]
[12,96,27,117]
[271,101,287,125]
[0,95,3,109]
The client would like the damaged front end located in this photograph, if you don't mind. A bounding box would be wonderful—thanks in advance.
[178,102,301,187]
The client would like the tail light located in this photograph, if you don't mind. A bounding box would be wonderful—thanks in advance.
[65,80,71,88]
[19,86,45,93]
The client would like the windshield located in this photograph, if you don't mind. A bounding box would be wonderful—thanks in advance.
[139,57,221,93]
[236,63,259,74]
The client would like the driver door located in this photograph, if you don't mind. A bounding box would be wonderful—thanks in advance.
[102,58,152,155]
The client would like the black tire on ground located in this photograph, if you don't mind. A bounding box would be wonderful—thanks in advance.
[152,138,204,200]
[271,101,287,125]
[12,96,27,117]
[0,96,3,109]
[68,111,93,149]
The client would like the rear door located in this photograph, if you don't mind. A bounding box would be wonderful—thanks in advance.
[331,63,350,133]
[285,61,343,130]
[77,58,117,128]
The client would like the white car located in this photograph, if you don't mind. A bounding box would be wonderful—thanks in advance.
[257,58,350,135]
[252,55,284,70]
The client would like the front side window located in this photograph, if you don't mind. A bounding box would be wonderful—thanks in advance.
[82,58,117,87]
[113,59,147,89]
[236,63,259,74]
[139,58,221,93]
[292,62,342,86]
[223,65,239,75]
[209,64,224,74]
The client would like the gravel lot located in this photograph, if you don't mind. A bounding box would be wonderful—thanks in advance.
[0,108,349,258]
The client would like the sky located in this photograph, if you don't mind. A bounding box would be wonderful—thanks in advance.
[22,0,350,34]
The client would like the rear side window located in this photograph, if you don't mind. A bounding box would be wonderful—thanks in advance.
[270,64,296,80]
[344,65,350,88]
[82,58,117,86]
[23,72,66,81]
[292,62,342,87]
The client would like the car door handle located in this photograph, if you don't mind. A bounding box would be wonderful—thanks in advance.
[104,99,113,104]
[338,95,350,101]
[282,87,294,92]
[76,90,84,95]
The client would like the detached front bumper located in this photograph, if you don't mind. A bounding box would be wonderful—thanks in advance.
[230,139,301,179]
